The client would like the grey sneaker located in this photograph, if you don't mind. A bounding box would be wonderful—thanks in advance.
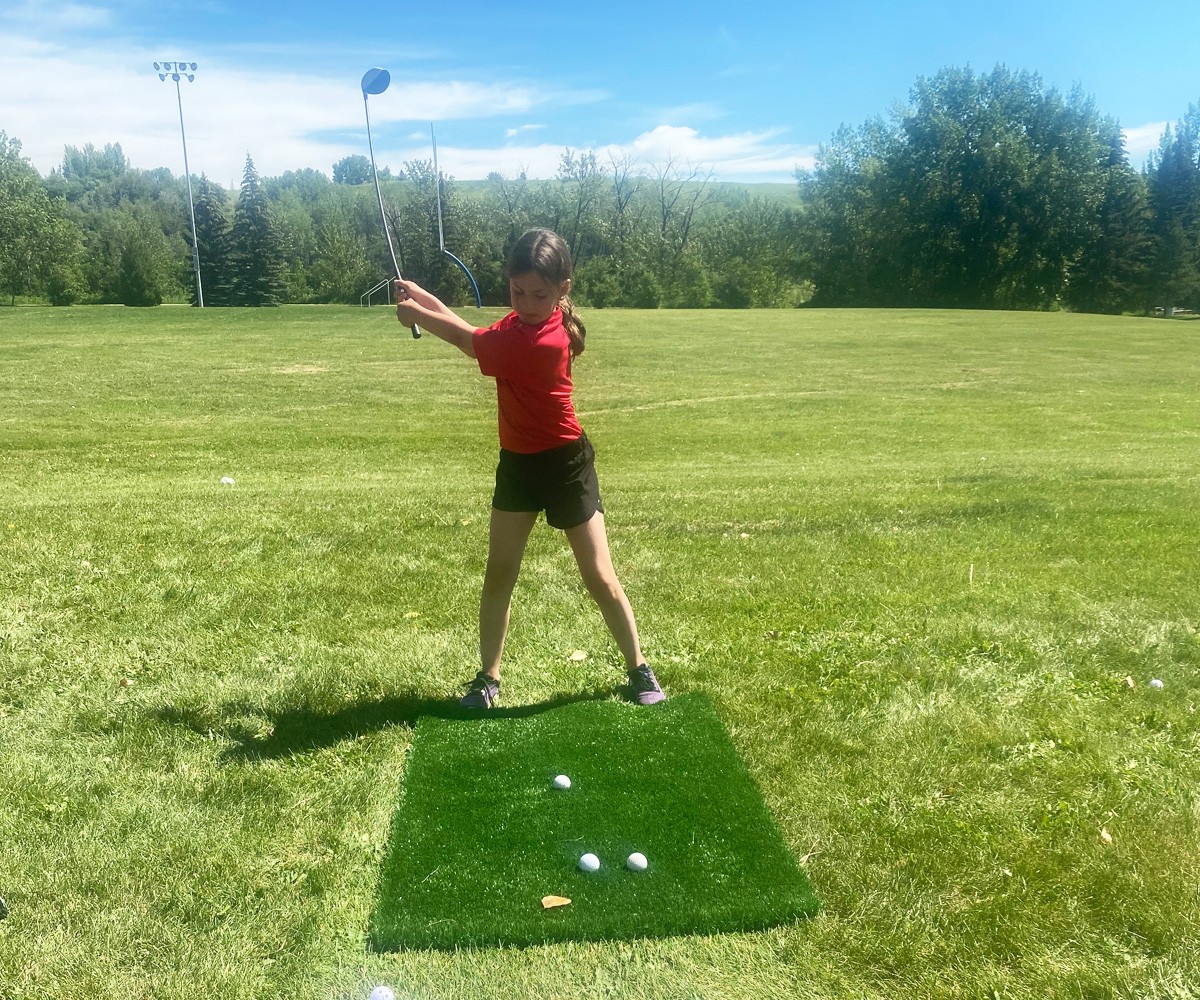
[626,664,665,705]
[460,672,500,709]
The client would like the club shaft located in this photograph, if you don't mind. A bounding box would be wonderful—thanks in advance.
[432,123,446,252]
[364,94,419,338]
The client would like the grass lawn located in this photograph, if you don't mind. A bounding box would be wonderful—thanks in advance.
[1,304,1198,998]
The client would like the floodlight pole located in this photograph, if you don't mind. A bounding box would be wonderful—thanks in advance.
[156,61,204,307]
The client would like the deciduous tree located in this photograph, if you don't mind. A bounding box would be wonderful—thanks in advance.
[0,132,86,305]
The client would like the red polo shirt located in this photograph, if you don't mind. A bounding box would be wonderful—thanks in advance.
[473,309,583,454]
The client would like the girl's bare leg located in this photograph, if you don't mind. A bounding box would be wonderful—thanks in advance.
[479,509,538,679]
[564,511,644,669]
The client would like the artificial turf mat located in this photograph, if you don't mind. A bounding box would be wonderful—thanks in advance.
[370,693,819,950]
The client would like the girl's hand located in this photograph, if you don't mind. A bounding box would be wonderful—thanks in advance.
[394,279,439,311]
[395,295,425,328]
[392,287,479,358]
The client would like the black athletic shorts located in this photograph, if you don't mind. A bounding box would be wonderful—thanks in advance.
[492,434,604,530]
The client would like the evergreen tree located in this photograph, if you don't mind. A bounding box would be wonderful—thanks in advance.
[192,175,233,305]
[1064,130,1154,314]
[228,155,286,306]
[1146,108,1200,310]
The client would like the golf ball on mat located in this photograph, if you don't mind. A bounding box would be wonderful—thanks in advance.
[553,774,571,789]
[1150,678,1164,689]
[369,988,395,1000]
[627,852,648,872]
[579,852,600,872]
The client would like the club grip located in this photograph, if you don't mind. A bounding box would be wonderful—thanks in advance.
[411,324,421,339]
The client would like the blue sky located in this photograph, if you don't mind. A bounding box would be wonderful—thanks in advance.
[2,0,1198,186]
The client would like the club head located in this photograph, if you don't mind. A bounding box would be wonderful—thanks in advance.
[361,67,390,96]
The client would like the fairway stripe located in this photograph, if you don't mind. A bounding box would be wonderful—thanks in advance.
[578,389,826,416]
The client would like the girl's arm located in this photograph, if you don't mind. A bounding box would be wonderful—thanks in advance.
[394,279,478,357]
[395,278,458,319]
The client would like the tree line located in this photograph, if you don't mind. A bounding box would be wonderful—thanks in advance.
[800,66,1199,313]
[2,65,1198,313]
[0,134,802,311]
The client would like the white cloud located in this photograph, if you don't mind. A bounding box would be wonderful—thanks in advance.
[369,80,544,123]
[0,33,582,181]
[1123,121,1167,163]
[0,30,812,184]
[421,125,816,184]
[602,124,817,179]
[426,143,564,180]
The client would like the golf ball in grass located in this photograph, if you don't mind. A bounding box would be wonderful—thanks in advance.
[1150,678,1165,689]
[369,988,395,1000]
[579,853,600,872]
[627,852,648,872]
[553,774,571,789]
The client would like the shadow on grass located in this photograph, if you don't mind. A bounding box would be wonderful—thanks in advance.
[154,688,613,762]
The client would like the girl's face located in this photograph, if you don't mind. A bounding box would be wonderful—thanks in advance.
[508,271,569,325]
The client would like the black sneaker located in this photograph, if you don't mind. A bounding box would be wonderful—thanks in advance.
[626,664,665,705]
[459,671,500,709]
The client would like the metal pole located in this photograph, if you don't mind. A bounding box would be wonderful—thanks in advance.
[175,77,203,307]
[157,62,204,307]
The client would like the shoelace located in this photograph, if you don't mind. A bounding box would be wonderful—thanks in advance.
[630,668,657,691]
[466,674,496,704]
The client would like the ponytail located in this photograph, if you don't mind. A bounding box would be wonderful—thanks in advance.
[560,295,586,359]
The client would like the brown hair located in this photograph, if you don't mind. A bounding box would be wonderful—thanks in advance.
[507,228,586,358]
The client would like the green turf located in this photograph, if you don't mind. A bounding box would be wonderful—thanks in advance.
[370,693,819,949]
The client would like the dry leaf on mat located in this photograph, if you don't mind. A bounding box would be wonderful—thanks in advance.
[541,895,571,910]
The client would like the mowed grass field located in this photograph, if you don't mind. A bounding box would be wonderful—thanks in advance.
[1,304,1198,999]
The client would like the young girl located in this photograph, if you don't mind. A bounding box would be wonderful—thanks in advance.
[393,228,665,709]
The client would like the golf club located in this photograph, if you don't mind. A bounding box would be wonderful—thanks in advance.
[361,67,419,338]
[431,123,483,308]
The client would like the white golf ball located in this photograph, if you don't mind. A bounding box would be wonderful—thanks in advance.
[553,774,571,790]
[1150,678,1165,689]
[579,852,600,872]
[627,852,648,872]
[369,987,395,1000]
